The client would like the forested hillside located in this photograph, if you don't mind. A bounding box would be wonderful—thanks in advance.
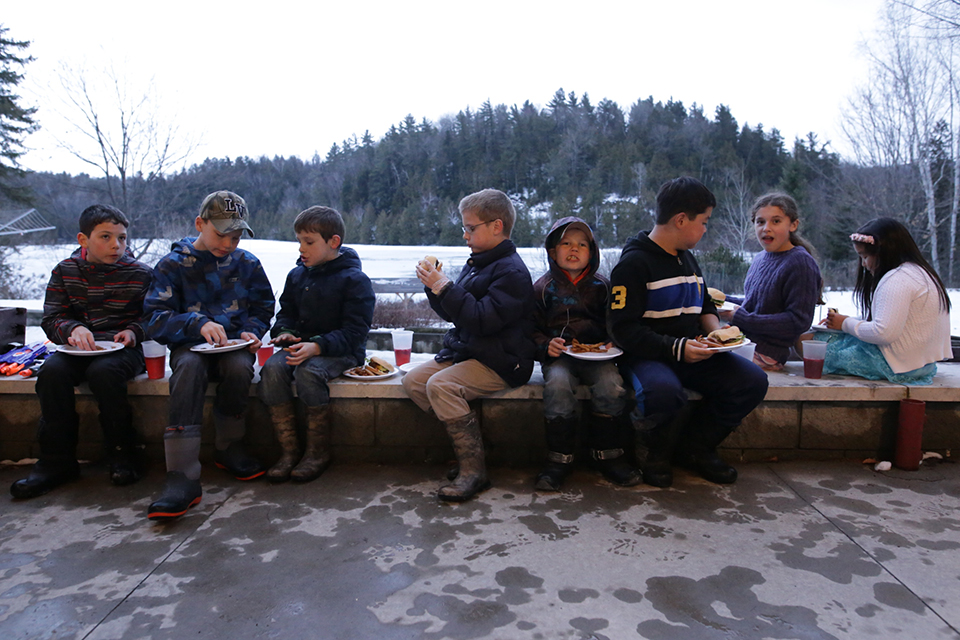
[5,88,947,289]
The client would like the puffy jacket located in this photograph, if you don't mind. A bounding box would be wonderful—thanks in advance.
[144,238,275,349]
[42,247,152,344]
[271,247,375,366]
[532,217,611,363]
[429,239,536,387]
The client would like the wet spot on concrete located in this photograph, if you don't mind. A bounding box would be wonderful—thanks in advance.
[887,500,911,508]
[823,496,882,516]
[872,548,896,562]
[442,583,501,599]
[517,514,578,541]
[768,521,883,584]
[517,620,536,630]
[856,483,893,495]
[612,588,643,604]
[409,592,515,638]
[638,566,840,639]
[558,588,599,603]
[645,513,667,522]
[874,582,928,614]
[569,616,609,636]
[856,603,882,617]
[495,566,543,590]
[916,539,960,551]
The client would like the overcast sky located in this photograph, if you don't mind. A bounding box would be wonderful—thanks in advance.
[7,0,884,176]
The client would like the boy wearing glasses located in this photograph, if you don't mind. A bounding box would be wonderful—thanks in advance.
[403,188,536,502]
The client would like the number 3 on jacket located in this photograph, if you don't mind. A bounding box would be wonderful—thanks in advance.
[611,285,626,310]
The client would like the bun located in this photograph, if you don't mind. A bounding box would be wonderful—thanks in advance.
[368,356,394,374]
[421,255,442,270]
[708,325,744,344]
[707,287,725,306]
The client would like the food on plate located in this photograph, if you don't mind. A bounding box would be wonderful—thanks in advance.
[697,325,745,348]
[568,339,609,354]
[420,255,442,270]
[345,356,395,377]
[707,287,726,307]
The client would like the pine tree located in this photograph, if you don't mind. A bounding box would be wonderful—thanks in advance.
[0,26,38,203]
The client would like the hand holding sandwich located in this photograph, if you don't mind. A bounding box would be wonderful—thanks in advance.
[416,255,451,295]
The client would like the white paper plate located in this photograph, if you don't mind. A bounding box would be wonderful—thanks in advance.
[190,338,255,353]
[57,340,124,356]
[398,362,419,373]
[703,337,752,353]
[810,325,843,334]
[562,345,623,361]
[342,364,399,380]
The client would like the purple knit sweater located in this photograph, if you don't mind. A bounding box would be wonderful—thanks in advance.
[728,247,821,364]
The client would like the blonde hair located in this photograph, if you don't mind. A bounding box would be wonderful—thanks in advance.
[459,189,516,237]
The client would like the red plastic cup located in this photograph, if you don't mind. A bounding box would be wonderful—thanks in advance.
[257,345,275,366]
[392,330,413,367]
[142,341,166,380]
[801,340,827,379]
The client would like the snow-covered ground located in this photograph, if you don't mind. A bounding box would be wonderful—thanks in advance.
[6,239,960,336]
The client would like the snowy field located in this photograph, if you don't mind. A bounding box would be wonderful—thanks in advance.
[5,239,960,336]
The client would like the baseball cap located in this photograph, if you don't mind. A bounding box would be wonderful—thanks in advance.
[198,191,254,238]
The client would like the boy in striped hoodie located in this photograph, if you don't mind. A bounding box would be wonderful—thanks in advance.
[10,204,152,500]
[608,177,768,488]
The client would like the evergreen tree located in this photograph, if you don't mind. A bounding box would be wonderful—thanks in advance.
[0,26,38,203]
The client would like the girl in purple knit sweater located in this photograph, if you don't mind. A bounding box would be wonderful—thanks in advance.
[719,193,821,370]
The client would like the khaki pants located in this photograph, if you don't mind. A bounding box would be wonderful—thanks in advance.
[401,359,508,423]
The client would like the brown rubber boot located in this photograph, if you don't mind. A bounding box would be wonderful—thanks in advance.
[438,411,491,502]
[291,405,332,483]
[267,402,300,483]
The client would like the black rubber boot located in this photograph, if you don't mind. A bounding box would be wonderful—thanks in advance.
[214,442,265,481]
[10,457,80,499]
[590,413,642,487]
[147,471,202,520]
[438,412,490,502]
[106,444,144,487]
[640,414,684,488]
[534,415,578,491]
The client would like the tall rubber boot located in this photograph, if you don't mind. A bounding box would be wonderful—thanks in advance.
[148,425,203,520]
[590,413,642,487]
[438,411,491,502]
[267,402,301,483]
[213,410,264,481]
[291,405,331,483]
[535,415,578,491]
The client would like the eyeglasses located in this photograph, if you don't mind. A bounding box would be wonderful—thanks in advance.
[461,220,495,235]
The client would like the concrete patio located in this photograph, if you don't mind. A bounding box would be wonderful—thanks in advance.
[1,458,959,639]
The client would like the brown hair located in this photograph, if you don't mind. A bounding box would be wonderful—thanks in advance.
[751,192,824,304]
[294,206,345,241]
[459,188,516,237]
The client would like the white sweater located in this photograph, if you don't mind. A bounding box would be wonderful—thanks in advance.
[841,262,952,374]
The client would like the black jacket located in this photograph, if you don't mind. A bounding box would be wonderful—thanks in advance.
[429,239,536,387]
[271,246,375,366]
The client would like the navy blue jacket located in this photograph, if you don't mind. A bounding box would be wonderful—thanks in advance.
[428,239,536,387]
[271,246,375,366]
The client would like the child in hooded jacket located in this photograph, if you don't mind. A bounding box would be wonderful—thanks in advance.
[257,206,375,483]
[532,217,640,490]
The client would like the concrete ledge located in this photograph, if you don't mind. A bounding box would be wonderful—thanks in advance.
[1,361,958,466]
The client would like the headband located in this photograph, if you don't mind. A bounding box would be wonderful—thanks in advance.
[849,233,875,244]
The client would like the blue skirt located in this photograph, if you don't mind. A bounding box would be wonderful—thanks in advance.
[818,334,937,385]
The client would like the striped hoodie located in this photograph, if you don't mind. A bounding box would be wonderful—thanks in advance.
[41,247,153,344]
[608,231,718,362]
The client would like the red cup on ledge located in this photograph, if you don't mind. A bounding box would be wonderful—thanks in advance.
[392,330,413,367]
[142,340,166,380]
[257,345,275,367]
[801,340,827,379]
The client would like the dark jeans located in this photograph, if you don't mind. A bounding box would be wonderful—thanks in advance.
[35,347,145,457]
[624,351,768,451]
[257,351,356,407]
[168,345,255,426]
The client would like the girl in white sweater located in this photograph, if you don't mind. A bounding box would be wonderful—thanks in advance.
[815,218,952,384]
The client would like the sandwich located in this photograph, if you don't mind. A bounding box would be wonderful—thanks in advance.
[707,325,745,346]
[368,356,394,374]
[707,287,726,307]
[420,255,442,271]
